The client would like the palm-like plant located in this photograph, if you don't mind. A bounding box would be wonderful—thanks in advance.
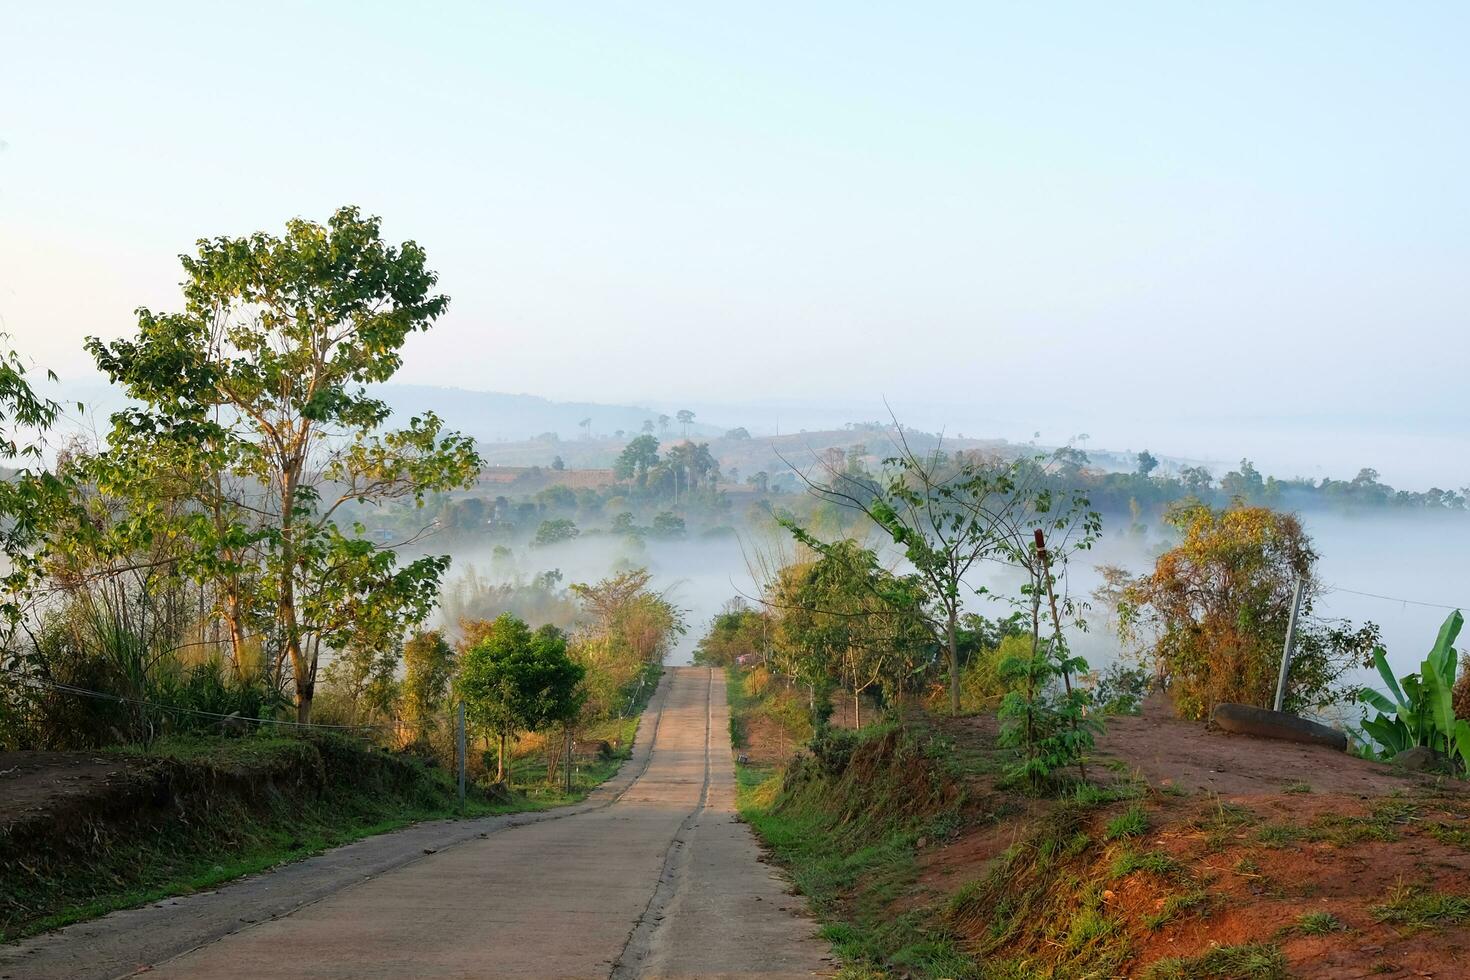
[1360,610,1468,773]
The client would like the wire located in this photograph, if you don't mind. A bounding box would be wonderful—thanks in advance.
[1321,585,1465,613]
[0,666,392,732]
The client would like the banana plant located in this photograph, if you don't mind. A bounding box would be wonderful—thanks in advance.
[1358,610,1467,773]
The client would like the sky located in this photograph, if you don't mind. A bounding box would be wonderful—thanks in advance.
[1,2,1467,487]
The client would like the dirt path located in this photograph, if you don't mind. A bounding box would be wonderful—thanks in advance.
[1,668,831,979]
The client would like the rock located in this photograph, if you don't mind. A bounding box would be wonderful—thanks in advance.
[1392,746,1439,771]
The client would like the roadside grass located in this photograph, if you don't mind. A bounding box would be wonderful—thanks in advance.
[729,667,975,978]
[736,764,976,979]
[502,712,641,804]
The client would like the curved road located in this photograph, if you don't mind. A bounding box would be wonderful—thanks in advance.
[2,668,830,979]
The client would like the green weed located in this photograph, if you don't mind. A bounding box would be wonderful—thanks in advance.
[1140,941,1288,979]
[1105,803,1149,841]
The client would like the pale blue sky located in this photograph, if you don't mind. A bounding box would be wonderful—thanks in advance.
[1,2,1466,485]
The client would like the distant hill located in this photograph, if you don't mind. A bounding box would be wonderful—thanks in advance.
[366,384,724,444]
[35,378,724,446]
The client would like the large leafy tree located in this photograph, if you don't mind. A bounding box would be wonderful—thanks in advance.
[613,434,660,488]
[87,207,482,722]
[455,613,585,781]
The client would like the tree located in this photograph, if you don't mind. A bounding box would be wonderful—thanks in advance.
[657,414,671,435]
[746,471,770,494]
[0,340,72,632]
[782,436,1082,714]
[551,455,565,471]
[579,417,592,440]
[1135,450,1159,477]
[650,511,686,538]
[675,409,694,436]
[1220,459,1265,502]
[87,207,482,721]
[769,540,931,726]
[402,629,455,740]
[568,569,684,719]
[1180,466,1213,493]
[665,441,718,492]
[642,419,655,434]
[614,435,660,488]
[533,518,579,547]
[724,427,751,440]
[1099,502,1378,719]
[455,614,584,781]
[694,599,768,667]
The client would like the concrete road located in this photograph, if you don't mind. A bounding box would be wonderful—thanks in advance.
[4,667,830,979]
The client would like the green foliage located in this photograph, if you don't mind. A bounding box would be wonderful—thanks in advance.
[0,340,73,633]
[613,434,660,486]
[767,538,932,727]
[532,517,580,546]
[694,600,768,667]
[567,568,684,721]
[455,614,586,778]
[1358,610,1469,774]
[401,630,456,741]
[1090,661,1152,716]
[996,634,1101,792]
[781,441,1100,714]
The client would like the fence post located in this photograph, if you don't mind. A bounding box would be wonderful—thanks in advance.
[1273,575,1306,712]
[456,700,467,811]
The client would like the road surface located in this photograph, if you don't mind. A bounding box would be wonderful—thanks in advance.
[1,668,830,979]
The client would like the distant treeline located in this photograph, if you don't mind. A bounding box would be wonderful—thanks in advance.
[1050,451,1466,515]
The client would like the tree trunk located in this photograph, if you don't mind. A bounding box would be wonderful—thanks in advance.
[947,604,961,715]
[853,690,860,728]
[224,589,246,679]
[280,469,313,725]
[498,731,508,782]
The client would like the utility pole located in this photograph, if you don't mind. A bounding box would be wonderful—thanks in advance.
[1034,529,1087,782]
[1273,575,1306,712]
[456,700,467,811]
[564,725,573,795]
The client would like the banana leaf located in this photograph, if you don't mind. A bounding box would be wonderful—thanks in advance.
[1371,647,1407,711]
[1361,714,1412,757]
[1423,655,1458,752]
[1426,610,1465,683]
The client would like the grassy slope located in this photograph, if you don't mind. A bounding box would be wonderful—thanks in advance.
[729,666,975,979]
[728,668,1318,979]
